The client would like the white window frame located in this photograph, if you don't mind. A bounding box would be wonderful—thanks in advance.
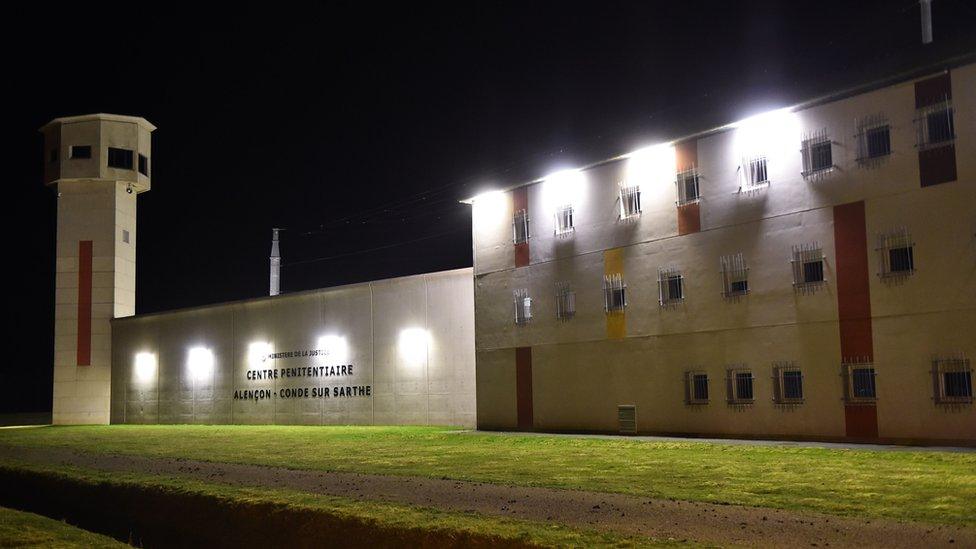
[738,155,769,193]
[618,184,642,219]
[876,227,914,279]
[512,209,529,244]
[801,128,833,177]
[513,288,532,325]
[791,242,826,292]
[675,167,701,205]
[915,98,955,150]
[554,281,576,320]
[658,266,684,307]
[854,113,891,163]
[603,273,626,313]
[554,204,574,236]
[720,252,749,298]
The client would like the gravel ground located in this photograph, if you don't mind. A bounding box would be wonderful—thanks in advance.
[1,444,971,548]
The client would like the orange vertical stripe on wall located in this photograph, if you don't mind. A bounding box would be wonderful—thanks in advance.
[77,240,93,366]
[675,139,701,235]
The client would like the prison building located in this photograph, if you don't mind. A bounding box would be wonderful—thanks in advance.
[470,62,975,445]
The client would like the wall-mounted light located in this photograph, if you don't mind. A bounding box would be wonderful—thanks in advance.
[247,341,273,368]
[541,169,585,218]
[398,327,430,366]
[731,107,799,159]
[187,347,214,381]
[317,334,348,364]
[134,352,156,382]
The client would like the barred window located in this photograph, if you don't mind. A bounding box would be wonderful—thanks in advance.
[619,185,642,219]
[932,355,972,404]
[108,147,134,170]
[773,362,803,404]
[685,371,709,405]
[658,266,684,307]
[554,205,574,236]
[554,281,576,320]
[720,253,749,298]
[855,114,891,162]
[726,367,754,404]
[843,360,877,403]
[801,129,833,176]
[676,167,701,205]
[738,155,769,192]
[791,243,826,291]
[603,273,626,313]
[876,227,914,278]
[513,209,529,244]
[915,99,954,149]
[70,145,92,159]
[513,288,532,325]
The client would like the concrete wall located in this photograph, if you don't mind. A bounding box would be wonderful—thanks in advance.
[110,269,476,427]
[471,63,976,444]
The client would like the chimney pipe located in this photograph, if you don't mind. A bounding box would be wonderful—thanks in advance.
[270,228,281,296]
[920,0,933,44]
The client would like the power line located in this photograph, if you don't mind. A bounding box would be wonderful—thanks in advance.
[281,227,468,267]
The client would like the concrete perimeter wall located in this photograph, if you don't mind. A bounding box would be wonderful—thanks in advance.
[110,268,475,427]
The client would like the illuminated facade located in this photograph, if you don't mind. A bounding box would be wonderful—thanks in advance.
[110,269,476,426]
[470,63,975,444]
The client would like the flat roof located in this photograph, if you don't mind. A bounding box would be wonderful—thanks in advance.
[40,113,156,132]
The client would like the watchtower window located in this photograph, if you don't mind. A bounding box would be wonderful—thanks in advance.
[49,149,59,163]
[108,147,134,170]
[138,154,149,176]
[70,145,92,159]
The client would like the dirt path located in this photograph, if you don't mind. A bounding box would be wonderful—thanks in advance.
[0,445,971,548]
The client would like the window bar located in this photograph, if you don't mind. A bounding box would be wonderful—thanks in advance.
[876,227,914,278]
[720,252,749,298]
[513,288,531,325]
[658,266,684,308]
[791,242,826,293]
[842,357,876,403]
[854,113,890,163]
[932,352,973,404]
[801,128,833,177]
[554,281,576,320]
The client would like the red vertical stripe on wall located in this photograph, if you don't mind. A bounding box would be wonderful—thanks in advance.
[677,202,701,235]
[833,202,878,439]
[513,187,530,267]
[77,240,93,366]
[515,346,533,431]
[833,202,874,361]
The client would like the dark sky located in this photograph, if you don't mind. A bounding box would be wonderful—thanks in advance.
[4,1,975,413]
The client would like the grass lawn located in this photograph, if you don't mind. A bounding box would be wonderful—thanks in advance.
[0,506,127,548]
[1,425,973,527]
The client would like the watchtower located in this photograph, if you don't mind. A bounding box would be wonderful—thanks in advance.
[40,114,155,424]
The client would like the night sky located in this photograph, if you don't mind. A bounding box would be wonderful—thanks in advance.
[4,1,975,414]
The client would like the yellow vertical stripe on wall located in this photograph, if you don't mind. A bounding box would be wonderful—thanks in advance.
[604,248,626,340]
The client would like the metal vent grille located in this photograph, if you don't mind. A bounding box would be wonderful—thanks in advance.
[617,405,637,434]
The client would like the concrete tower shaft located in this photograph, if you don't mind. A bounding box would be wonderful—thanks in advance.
[40,114,155,425]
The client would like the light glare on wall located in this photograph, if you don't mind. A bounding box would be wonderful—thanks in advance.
[541,169,585,217]
[247,341,273,367]
[134,352,156,382]
[187,347,214,380]
[471,189,508,233]
[398,328,430,366]
[732,107,799,158]
[624,143,675,188]
[317,334,348,364]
